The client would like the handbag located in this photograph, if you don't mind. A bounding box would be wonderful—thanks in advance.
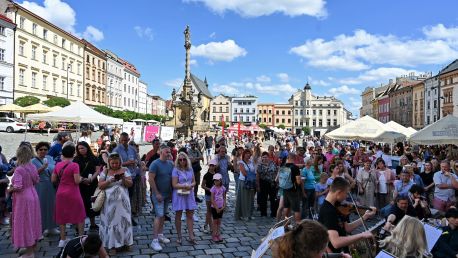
[177,189,190,195]
[243,161,256,191]
[53,162,70,190]
[91,171,108,212]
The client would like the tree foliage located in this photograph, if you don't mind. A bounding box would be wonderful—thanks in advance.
[43,97,70,107]
[14,96,40,107]
[259,123,267,129]
[302,126,311,135]
[277,124,286,129]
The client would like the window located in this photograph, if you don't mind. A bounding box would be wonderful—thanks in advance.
[32,23,37,35]
[19,69,25,85]
[42,75,47,90]
[42,29,48,40]
[333,119,337,126]
[0,77,4,90]
[69,83,73,96]
[213,107,216,112]
[234,108,237,113]
[61,39,66,48]
[327,119,331,126]
[213,116,216,121]
[77,84,81,97]
[334,110,337,115]
[42,50,47,64]
[319,110,322,115]
[77,63,81,75]
[0,48,4,61]
[62,80,65,94]
[53,35,58,44]
[19,41,24,56]
[327,110,331,115]
[225,107,228,112]
[62,58,66,70]
[312,110,316,115]
[31,46,37,60]
[219,107,222,112]
[319,119,322,127]
[0,26,5,36]
[53,54,57,67]
[53,78,57,92]
[19,17,25,29]
[31,72,36,88]
[252,108,255,113]
[433,100,437,108]
[70,43,73,52]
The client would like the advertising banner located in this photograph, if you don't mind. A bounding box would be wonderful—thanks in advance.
[143,125,161,142]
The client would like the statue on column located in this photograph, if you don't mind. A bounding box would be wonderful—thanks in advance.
[184,25,191,48]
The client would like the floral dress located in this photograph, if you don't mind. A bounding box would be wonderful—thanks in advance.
[99,169,133,249]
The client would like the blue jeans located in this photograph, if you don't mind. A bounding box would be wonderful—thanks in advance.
[301,189,315,219]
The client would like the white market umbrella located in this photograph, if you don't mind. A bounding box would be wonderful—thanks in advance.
[385,121,411,135]
[325,115,406,142]
[408,115,458,145]
[27,101,123,125]
[0,103,25,112]
[21,103,52,113]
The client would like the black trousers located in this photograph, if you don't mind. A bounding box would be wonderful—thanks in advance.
[258,179,278,217]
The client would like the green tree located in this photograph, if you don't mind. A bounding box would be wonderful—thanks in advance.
[43,97,70,107]
[94,105,114,116]
[14,96,40,107]
[217,121,229,128]
[259,123,267,129]
[278,124,286,129]
[302,126,311,135]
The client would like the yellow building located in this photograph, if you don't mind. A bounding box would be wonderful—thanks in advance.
[82,39,106,106]
[7,2,84,102]
[273,104,293,130]
[258,103,274,127]
[412,81,424,129]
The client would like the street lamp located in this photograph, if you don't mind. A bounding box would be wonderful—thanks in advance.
[66,64,70,100]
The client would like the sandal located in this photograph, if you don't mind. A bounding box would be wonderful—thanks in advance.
[187,238,197,245]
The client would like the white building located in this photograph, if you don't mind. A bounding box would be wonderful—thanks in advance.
[152,95,166,116]
[146,93,153,115]
[104,50,124,110]
[6,2,84,102]
[0,14,15,105]
[231,96,258,124]
[210,94,231,126]
[289,82,351,137]
[138,80,147,114]
[120,58,140,112]
[424,75,440,126]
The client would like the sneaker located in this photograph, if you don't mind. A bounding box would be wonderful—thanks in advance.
[150,239,162,251]
[58,240,67,248]
[193,214,199,222]
[158,235,170,244]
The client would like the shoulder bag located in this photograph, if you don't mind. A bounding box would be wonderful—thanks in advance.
[91,170,108,212]
[53,162,71,190]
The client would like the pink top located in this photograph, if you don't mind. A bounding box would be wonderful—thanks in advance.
[210,185,226,208]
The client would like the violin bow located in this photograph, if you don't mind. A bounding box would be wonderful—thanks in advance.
[348,192,375,258]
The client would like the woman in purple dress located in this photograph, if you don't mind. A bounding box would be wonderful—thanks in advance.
[172,152,197,244]
[8,144,42,257]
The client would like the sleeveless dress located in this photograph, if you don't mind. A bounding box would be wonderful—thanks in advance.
[32,156,57,231]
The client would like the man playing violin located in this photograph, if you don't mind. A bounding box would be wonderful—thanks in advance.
[319,177,376,253]
[383,195,416,232]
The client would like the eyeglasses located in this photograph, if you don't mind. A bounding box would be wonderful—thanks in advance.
[38,148,48,151]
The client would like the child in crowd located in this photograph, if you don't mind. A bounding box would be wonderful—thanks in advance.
[315,173,329,209]
[201,159,217,234]
[210,173,226,242]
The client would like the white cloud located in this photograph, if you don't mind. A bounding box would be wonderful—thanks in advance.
[189,59,198,66]
[423,24,458,41]
[191,40,247,62]
[327,85,360,96]
[184,0,327,18]
[209,32,216,38]
[164,78,183,88]
[212,79,297,97]
[134,26,154,41]
[256,75,271,83]
[21,0,104,42]
[83,26,104,42]
[339,67,421,85]
[307,76,330,87]
[254,83,296,95]
[277,73,289,82]
[212,84,240,95]
[290,26,458,71]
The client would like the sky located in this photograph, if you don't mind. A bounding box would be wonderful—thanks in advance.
[18,0,458,117]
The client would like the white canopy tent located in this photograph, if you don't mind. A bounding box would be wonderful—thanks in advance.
[325,115,406,142]
[385,121,413,136]
[408,115,458,145]
[27,101,123,125]
[406,127,417,136]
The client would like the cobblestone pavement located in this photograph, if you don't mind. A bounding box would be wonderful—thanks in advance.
[0,135,277,258]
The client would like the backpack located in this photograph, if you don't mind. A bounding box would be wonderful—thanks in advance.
[278,166,293,190]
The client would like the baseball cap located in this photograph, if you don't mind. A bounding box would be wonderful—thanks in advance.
[213,173,222,180]
[209,159,218,166]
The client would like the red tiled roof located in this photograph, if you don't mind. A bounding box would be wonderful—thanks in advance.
[81,39,105,58]
[0,14,14,25]
[118,58,140,76]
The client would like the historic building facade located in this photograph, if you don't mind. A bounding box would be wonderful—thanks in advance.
[360,85,388,117]
[288,82,351,137]
[210,94,231,127]
[151,95,166,116]
[389,82,414,128]
[6,2,84,102]
[82,39,106,106]
[412,81,424,129]
[120,58,140,112]
[439,59,458,118]
[257,103,275,128]
[231,96,258,124]
[424,75,440,126]
[138,80,147,114]
[105,50,124,110]
[0,14,14,105]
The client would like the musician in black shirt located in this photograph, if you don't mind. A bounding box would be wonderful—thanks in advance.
[57,233,108,258]
[318,177,376,253]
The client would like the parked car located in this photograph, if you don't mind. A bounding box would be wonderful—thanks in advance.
[0,117,28,133]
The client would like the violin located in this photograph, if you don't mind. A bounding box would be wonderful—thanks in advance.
[336,202,373,216]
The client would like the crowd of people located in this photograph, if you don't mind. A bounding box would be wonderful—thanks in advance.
[1,129,458,257]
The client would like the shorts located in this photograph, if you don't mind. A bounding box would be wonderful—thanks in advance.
[206,148,213,156]
[205,195,211,202]
[211,207,224,219]
[151,194,170,217]
[283,189,301,212]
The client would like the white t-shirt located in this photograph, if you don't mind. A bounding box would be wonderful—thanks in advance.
[378,172,387,194]
[381,153,392,167]
[78,136,91,144]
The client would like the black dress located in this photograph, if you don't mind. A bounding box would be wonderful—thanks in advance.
[74,155,100,218]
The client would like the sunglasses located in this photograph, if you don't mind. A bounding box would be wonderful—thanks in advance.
[178,158,187,161]
[38,148,48,151]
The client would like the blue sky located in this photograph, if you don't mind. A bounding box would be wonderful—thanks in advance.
[20,0,458,116]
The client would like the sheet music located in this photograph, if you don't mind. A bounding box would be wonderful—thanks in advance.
[423,223,442,252]
[251,225,286,258]
[375,250,397,258]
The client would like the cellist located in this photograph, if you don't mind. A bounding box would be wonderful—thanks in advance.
[318,177,376,253]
